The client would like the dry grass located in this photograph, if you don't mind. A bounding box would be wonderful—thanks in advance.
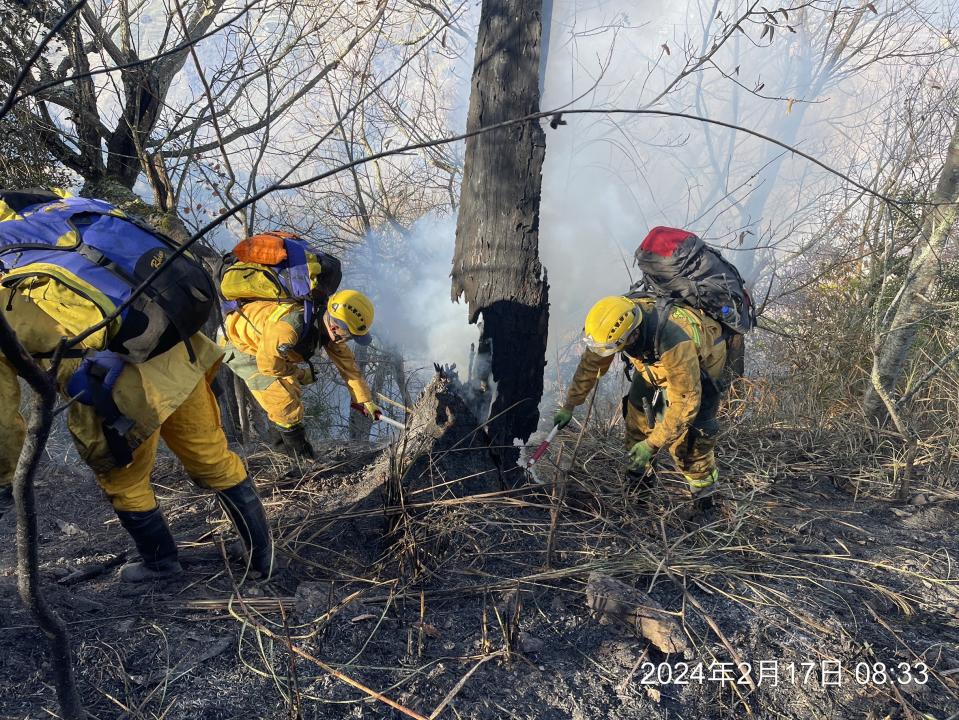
[15,366,956,719]
[177,375,958,718]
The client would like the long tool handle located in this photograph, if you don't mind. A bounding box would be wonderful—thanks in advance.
[351,402,405,430]
[526,424,560,467]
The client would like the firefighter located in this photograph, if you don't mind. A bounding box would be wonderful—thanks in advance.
[221,288,380,459]
[0,281,273,584]
[555,295,727,506]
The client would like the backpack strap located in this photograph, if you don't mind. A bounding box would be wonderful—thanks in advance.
[652,298,675,360]
[281,240,313,330]
[271,305,320,360]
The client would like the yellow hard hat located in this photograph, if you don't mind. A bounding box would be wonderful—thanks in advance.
[583,296,641,356]
[328,289,374,345]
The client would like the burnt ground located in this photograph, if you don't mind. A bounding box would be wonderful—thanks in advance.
[1,373,958,720]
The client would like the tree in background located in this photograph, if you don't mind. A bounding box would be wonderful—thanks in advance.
[863,118,959,423]
[0,111,71,188]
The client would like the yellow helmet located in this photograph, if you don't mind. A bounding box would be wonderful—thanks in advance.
[328,289,374,345]
[583,296,641,356]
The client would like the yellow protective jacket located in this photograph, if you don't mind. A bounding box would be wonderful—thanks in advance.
[223,300,372,418]
[564,299,727,451]
[0,283,224,484]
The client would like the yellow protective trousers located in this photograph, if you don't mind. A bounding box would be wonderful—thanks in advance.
[0,281,244,511]
[97,376,247,512]
[624,372,721,491]
[221,342,305,428]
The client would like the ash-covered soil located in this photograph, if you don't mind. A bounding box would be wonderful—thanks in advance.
[2,373,958,719]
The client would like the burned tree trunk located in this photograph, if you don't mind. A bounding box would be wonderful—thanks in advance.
[451,0,549,459]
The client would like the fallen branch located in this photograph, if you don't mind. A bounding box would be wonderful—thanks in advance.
[235,610,429,720]
[428,652,501,719]
[216,536,427,720]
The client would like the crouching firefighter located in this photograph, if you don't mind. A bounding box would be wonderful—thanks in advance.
[0,189,273,582]
[556,295,728,505]
[217,232,380,459]
[554,227,755,510]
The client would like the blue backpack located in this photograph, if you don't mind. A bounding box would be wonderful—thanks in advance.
[0,189,216,362]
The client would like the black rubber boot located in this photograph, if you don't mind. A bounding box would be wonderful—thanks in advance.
[263,424,285,449]
[279,424,315,460]
[218,478,274,579]
[116,508,183,582]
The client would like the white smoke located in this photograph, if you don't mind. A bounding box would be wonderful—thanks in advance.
[347,213,479,374]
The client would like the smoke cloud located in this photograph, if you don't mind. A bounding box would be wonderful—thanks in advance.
[347,213,479,374]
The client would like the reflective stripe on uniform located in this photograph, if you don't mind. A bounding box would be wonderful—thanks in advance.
[685,467,718,489]
[671,307,702,347]
[269,303,294,323]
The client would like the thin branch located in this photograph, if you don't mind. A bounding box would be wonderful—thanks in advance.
[68,104,937,351]
[0,1,263,123]
[0,0,88,122]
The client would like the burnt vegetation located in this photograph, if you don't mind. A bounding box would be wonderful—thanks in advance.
[2,0,959,719]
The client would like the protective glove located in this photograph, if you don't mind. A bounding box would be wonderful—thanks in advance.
[553,408,573,430]
[297,362,317,385]
[627,440,655,471]
[362,401,383,421]
[66,351,126,405]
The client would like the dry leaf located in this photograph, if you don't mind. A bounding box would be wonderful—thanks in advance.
[786,98,796,114]
[350,613,377,623]
[414,621,442,638]
[780,8,789,20]
[734,65,740,76]
[760,24,771,40]
[661,43,670,55]
[866,2,877,13]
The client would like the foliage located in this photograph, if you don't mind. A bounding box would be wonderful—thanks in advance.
[0,112,72,189]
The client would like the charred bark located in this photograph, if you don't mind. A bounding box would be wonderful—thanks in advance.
[451,0,549,459]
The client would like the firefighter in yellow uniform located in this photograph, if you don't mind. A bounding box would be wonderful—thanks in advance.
[556,295,728,506]
[0,284,274,583]
[221,288,379,458]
